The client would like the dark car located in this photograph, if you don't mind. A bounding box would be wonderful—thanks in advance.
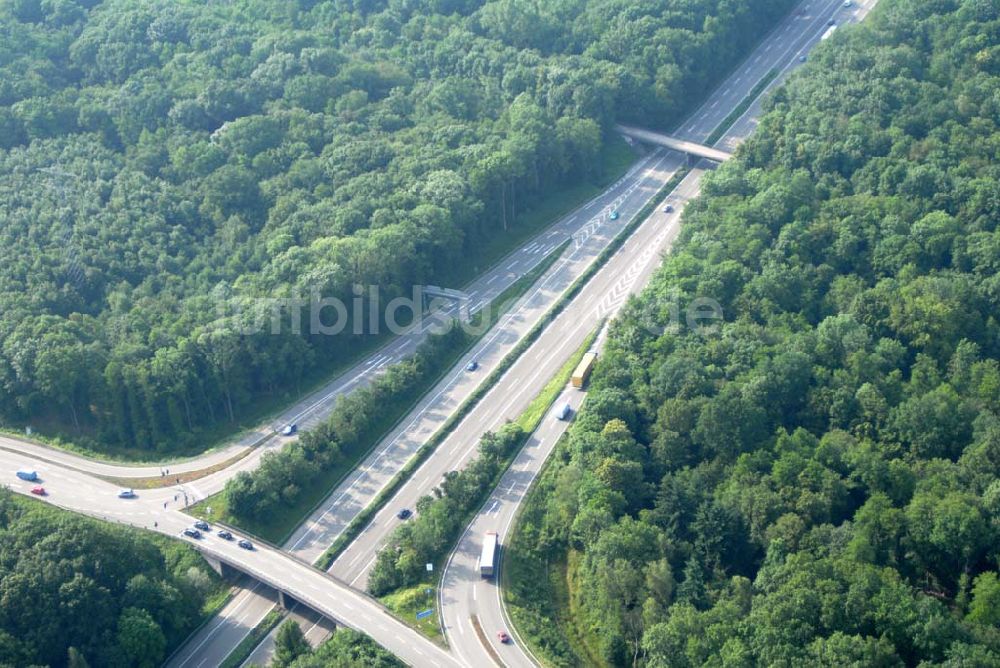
[497,630,511,644]
[217,530,233,540]
[465,360,479,372]
[183,528,202,539]
[281,423,297,436]
[397,508,412,520]
[663,204,674,213]
[238,539,253,550]
[194,520,210,531]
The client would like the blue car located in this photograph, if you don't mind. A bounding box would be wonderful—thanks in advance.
[466,360,479,372]
[610,210,620,220]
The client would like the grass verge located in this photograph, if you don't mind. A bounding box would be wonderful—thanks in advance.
[515,329,598,433]
[379,583,443,642]
[218,608,285,668]
[190,244,567,544]
[503,446,608,667]
[705,68,780,145]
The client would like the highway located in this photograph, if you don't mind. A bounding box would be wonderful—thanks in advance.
[0,452,460,668]
[439,0,883,666]
[165,148,685,666]
[328,167,699,590]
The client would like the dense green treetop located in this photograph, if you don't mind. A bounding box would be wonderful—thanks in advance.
[512,0,1000,665]
[0,490,225,667]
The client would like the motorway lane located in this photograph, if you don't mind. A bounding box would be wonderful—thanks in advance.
[241,605,334,668]
[282,149,680,564]
[328,0,857,595]
[166,148,683,666]
[440,388,585,668]
[0,453,460,668]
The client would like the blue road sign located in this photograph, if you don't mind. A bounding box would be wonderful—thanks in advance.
[416,609,434,620]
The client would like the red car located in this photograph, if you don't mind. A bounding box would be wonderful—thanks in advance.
[497,631,511,644]
[30,486,46,496]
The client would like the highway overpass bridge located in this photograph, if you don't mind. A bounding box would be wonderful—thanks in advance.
[197,538,462,667]
[616,124,734,163]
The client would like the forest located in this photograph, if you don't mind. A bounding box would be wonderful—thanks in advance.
[508,0,1000,665]
[0,490,227,667]
[0,0,798,454]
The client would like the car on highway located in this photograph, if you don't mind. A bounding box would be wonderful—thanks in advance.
[397,508,412,520]
[281,423,297,436]
[828,18,836,26]
[194,520,210,531]
[556,403,571,421]
[799,55,807,62]
[663,204,674,213]
[844,1,852,6]
[217,529,233,540]
[609,209,620,220]
[117,488,136,499]
[238,539,253,550]
[30,486,46,496]
[497,630,511,644]
[465,360,479,372]
[183,528,202,539]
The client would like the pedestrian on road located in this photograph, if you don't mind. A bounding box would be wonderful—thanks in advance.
[163,501,167,509]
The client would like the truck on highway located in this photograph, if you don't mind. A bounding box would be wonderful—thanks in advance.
[480,531,499,578]
[571,352,598,389]
[16,469,38,481]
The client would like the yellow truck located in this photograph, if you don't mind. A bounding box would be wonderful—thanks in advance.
[571,352,597,389]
